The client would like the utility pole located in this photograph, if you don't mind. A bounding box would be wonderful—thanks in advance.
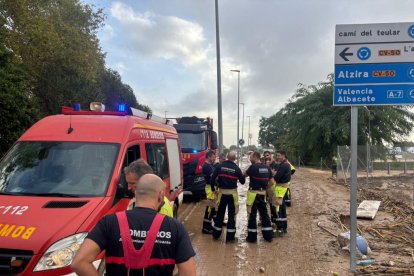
[231,69,240,164]
[214,0,223,154]
[247,116,251,148]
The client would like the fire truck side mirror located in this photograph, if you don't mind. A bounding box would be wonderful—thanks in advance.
[211,131,218,150]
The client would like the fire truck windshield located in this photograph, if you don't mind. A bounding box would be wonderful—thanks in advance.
[178,132,207,153]
[0,142,119,197]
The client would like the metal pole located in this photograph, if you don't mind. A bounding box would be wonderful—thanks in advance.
[237,71,240,165]
[164,111,168,119]
[241,103,245,141]
[240,103,245,160]
[366,142,369,185]
[247,116,251,148]
[350,106,358,272]
[214,0,223,154]
[231,69,240,165]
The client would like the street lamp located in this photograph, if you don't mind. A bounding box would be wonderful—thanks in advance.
[231,69,240,164]
[240,102,245,161]
[247,116,251,148]
[215,0,223,154]
[164,110,168,119]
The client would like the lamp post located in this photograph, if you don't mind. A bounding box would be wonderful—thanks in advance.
[247,116,251,148]
[240,102,245,162]
[214,0,223,154]
[231,69,240,164]
[164,111,168,119]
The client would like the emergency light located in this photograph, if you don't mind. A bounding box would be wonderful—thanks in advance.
[90,102,105,112]
[117,104,126,112]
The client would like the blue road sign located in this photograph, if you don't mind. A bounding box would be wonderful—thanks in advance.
[335,63,414,85]
[408,25,414,38]
[335,22,414,106]
[334,84,414,105]
[357,47,371,61]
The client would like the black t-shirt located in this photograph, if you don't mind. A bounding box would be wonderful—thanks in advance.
[274,160,291,184]
[211,160,245,189]
[246,163,272,190]
[87,207,195,276]
[202,162,214,185]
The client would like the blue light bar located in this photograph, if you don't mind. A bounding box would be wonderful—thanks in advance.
[192,149,197,153]
[73,103,81,111]
[117,104,126,112]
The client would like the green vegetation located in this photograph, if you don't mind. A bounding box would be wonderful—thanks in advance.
[259,75,414,164]
[0,0,150,156]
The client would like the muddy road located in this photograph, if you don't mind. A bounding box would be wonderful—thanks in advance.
[178,168,354,276]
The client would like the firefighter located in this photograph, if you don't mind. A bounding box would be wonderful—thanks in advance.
[244,151,273,243]
[217,152,227,164]
[202,150,217,234]
[125,159,174,217]
[72,174,196,275]
[284,160,296,207]
[272,150,291,236]
[211,151,245,242]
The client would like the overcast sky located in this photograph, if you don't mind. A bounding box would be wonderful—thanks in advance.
[84,0,414,147]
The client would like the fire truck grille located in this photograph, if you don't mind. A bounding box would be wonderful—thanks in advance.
[0,248,32,275]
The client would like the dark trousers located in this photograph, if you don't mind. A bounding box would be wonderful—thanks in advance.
[284,188,291,207]
[202,206,216,231]
[275,197,287,231]
[270,203,278,223]
[213,194,236,241]
[247,195,273,242]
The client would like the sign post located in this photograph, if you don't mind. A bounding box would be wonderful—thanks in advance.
[334,22,414,271]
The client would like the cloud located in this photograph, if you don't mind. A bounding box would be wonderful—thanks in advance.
[100,0,414,146]
[110,2,208,66]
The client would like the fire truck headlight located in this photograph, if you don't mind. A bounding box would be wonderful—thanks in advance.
[33,232,88,272]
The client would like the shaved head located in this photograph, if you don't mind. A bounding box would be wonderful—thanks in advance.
[135,174,165,203]
[227,151,237,161]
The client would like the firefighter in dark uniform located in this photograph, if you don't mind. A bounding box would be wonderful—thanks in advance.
[284,160,296,207]
[244,151,273,243]
[272,150,291,236]
[211,151,245,242]
[202,150,217,234]
[72,174,196,276]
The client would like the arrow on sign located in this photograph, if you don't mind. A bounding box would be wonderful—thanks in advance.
[339,47,353,61]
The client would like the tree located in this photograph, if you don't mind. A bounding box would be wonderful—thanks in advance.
[0,0,106,115]
[0,41,39,156]
[100,68,152,113]
[259,75,414,163]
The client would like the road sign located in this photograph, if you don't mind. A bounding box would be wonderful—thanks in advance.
[334,22,414,272]
[334,22,414,106]
[238,139,245,146]
[335,43,414,64]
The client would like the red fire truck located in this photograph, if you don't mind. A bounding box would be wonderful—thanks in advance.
[173,117,218,201]
[0,103,183,275]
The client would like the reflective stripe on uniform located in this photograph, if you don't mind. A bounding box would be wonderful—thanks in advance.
[227,228,236,233]
[203,219,211,223]
[261,227,273,231]
[213,225,222,231]
[247,228,258,232]
[275,218,287,221]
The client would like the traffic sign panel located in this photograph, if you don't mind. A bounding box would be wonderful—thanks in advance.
[335,43,414,64]
[334,22,414,106]
[335,63,414,85]
[336,22,414,44]
[334,84,414,105]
